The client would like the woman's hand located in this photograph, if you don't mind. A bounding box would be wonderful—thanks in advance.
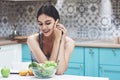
[53,19,67,41]
[56,23,67,40]
[53,19,62,41]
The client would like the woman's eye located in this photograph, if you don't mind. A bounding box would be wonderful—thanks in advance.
[46,22,51,25]
[39,23,42,26]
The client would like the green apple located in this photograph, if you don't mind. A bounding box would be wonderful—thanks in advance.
[1,67,10,78]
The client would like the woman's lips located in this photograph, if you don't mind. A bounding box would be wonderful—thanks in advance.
[42,30,50,33]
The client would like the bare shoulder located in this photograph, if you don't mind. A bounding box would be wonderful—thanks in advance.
[27,33,39,41]
[65,36,75,47]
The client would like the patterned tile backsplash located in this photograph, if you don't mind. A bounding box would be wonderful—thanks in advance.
[0,0,120,40]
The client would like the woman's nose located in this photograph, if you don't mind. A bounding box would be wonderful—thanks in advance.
[41,24,46,30]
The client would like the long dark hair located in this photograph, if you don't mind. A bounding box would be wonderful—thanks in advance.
[37,2,60,21]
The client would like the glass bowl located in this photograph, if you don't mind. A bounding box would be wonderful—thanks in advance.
[31,66,56,78]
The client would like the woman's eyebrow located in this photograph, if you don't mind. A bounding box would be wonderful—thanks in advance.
[37,20,41,23]
[37,20,52,23]
[45,20,52,22]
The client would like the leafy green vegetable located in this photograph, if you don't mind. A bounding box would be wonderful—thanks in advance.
[43,61,57,68]
[30,61,57,78]
[28,62,39,68]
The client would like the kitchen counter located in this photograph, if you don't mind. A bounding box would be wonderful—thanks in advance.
[0,39,19,45]
[0,36,27,46]
[0,37,120,48]
[72,38,120,48]
[0,74,109,80]
[75,40,120,48]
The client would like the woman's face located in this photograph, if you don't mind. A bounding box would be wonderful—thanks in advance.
[38,14,55,36]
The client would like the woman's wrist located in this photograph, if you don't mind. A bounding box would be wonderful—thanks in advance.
[54,38,61,43]
[54,34,62,42]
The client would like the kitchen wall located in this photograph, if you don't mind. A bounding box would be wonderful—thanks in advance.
[0,0,120,40]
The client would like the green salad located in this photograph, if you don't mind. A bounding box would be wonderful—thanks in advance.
[29,61,57,78]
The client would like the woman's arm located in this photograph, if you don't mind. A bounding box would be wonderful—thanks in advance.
[56,36,75,75]
[51,22,75,75]
[49,19,62,61]
[49,38,61,61]
[27,33,48,63]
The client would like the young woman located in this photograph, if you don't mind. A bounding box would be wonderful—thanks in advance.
[27,2,75,75]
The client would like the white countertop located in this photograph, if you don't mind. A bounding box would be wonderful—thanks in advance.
[0,74,109,80]
[0,62,109,80]
[75,40,120,48]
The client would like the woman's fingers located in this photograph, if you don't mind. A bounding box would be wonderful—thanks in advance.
[57,27,66,32]
[56,24,67,34]
[54,20,67,36]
